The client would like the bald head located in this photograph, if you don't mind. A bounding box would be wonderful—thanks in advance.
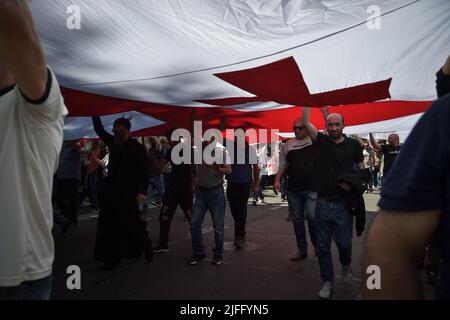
[326,113,344,126]
[292,117,307,139]
[326,113,345,140]
[293,117,303,127]
[388,133,400,147]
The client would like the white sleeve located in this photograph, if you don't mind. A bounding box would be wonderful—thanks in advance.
[19,68,68,127]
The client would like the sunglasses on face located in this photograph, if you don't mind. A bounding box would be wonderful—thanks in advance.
[293,126,304,131]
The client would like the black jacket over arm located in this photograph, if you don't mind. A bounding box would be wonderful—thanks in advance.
[337,169,371,237]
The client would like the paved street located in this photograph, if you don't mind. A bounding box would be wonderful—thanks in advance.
[50,191,402,300]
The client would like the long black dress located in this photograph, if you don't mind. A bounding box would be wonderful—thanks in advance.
[92,117,149,266]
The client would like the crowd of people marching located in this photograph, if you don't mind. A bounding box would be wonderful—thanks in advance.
[1,1,450,301]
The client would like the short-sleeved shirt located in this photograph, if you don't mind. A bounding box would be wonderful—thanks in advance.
[378,94,450,299]
[381,144,401,176]
[0,68,67,286]
[165,144,194,190]
[224,140,257,184]
[148,148,164,175]
[279,137,317,192]
[196,143,230,188]
[313,133,364,196]
[363,149,373,169]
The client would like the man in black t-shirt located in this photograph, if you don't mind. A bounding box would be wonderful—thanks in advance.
[303,107,364,299]
[369,133,401,180]
[273,118,318,261]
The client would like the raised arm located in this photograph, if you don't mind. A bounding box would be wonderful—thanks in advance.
[302,107,318,141]
[369,133,382,153]
[320,106,329,122]
[0,1,47,99]
[92,116,114,148]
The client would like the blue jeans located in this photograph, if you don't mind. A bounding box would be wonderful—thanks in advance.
[87,172,98,209]
[255,175,268,201]
[147,174,165,205]
[191,187,226,257]
[287,191,317,254]
[0,275,52,300]
[315,197,353,283]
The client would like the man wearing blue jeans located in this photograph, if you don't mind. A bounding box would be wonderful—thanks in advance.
[189,141,231,265]
[273,117,318,261]
[303,107,364,299]
[0,1,67,300]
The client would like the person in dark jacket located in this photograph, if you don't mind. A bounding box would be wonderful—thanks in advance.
[92,116,150,271]
[362,55,450,299]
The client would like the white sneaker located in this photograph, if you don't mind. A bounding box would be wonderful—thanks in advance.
[342,265,353,284]
[318,282,333,299]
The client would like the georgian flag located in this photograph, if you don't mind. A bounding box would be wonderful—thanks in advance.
[29,0,450,140]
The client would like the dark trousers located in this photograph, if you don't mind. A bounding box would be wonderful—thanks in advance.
[364,167,373,190]
[56,179,80,223]
[87,172,99,209]
[159,188,193,247]
[227,182,251,239]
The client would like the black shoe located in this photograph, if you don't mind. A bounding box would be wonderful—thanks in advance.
[290,251,308,261]
[188,254,206,265]
[211,255,223,265]
[234,237,245,249]
[153,244,169,253]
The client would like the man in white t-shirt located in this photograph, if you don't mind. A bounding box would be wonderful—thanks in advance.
[0,1,67,300]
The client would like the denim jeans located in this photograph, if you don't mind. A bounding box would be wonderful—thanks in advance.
[87,172,98,209]
[0,275,52,300]
[287,191,317,254]
[315,197,353,283]
[255,175,268,201]
[147,174,165,205]
[191,187,226,257]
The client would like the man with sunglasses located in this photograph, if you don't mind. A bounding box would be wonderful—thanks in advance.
[273,119,318,262]
[303,107,364,299]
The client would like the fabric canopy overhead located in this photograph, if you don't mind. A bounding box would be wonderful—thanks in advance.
[63,111,166,140]
[29,0,450,139]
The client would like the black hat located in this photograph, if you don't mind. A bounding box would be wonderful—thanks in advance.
[113,117,131,131]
